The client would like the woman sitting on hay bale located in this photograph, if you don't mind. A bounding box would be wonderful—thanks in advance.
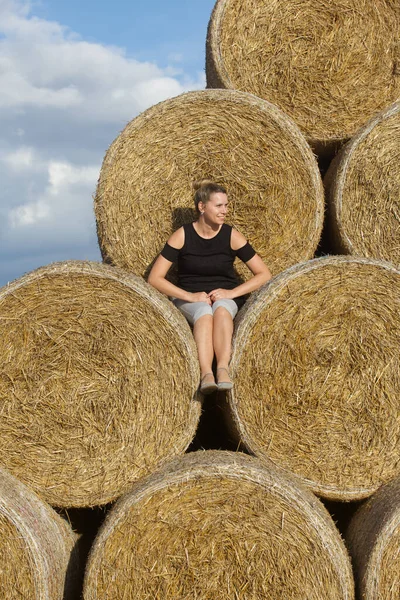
[148,180,271,394]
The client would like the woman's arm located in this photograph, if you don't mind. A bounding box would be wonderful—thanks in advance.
[228,253,272,298]
[147,228,211,304]
[208,229,272,301]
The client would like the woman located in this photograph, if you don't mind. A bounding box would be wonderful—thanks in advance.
[148,181,272,394]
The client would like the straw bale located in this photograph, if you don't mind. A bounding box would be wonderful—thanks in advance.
[0,465,78,599]
[95,89,324,281]
[83,450,354,600]
[325,101,400,266]
[206,0,400,151]
[346,475,400,600]
[0,261,201,508]
[229,256,400,501]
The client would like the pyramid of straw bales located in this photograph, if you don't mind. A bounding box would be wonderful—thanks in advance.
[346,475,400,600]
[206,0,400,152]
[325,100,400,266]
[0,261,201,508]
[0,465,78,599]
[95,89,324,282]
[83,451,354,600]
[228,256,400,501]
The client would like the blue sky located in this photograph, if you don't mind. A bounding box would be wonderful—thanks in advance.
[0,0,215,286]
[36,0,212,71]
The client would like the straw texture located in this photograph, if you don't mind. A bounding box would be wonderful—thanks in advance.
[325,101,400,266]
[206,0,400,149]
[84,450,354,600]
[95,89,324,281]
[229,256,400,501]
[0,261,201,507]
[0,465,78,599]
[346,475,400,600]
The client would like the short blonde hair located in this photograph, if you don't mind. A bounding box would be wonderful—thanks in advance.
[193,180,227,215]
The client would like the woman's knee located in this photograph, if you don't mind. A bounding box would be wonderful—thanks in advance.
[212,299,238,320]
[192,304,213,324]
[173,300,212,326]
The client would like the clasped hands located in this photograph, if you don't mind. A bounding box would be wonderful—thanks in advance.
[190,289,233,305]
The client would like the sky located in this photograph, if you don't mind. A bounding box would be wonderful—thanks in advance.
[0,0,216,287]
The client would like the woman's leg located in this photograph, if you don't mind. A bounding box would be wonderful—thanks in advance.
[212,300,238,387]
[212,306,234,370]
[193,314,214,377]
[173,300,214,379]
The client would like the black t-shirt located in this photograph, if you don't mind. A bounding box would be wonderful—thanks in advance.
[161,223,256,309]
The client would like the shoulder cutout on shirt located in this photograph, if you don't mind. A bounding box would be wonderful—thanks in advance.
[167,226,185,250]
[230,227,248,251]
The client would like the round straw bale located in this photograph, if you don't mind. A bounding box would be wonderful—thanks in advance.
[229,256,400,501]
[346,475,400,600]
[325,101,400,266]
[94,89,324,281]
[83,450,354,600]
[0,261,200,508]
[206,0,400,151]
[0,465,78,599]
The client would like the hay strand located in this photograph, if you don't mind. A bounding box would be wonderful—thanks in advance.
[95,89,324,281]
[0,261,201,507]
[229,256,400,501]
[84,450,354,600]
[206,0,400,150]
[0,465,78,599]
[346,475,400,600]
[325,101,400,266]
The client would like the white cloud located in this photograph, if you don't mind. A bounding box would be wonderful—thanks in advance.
[48,161,99,194]
[130,77,186,111]
[2,146,37,170]
[0,0,204,120]
[0,0,205,286]
[4,151,99,233]
[9,198,50,227]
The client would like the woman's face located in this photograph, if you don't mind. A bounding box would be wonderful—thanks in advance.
[200,192,228,225]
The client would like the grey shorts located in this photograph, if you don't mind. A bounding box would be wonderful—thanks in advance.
[172,298,238,325]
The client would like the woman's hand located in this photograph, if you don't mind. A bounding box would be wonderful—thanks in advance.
[208,288,233,303]
[190,291,212,305]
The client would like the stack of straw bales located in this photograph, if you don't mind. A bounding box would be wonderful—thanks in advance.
[0,261,200,508]
[325,101,400,266]
[3,0,400,596]
[206,0,400,152]
[346,475,400,600]
[95,89,324,280]
[84,451,354,600]
[0,465,78,599]
[228,256,400,501]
